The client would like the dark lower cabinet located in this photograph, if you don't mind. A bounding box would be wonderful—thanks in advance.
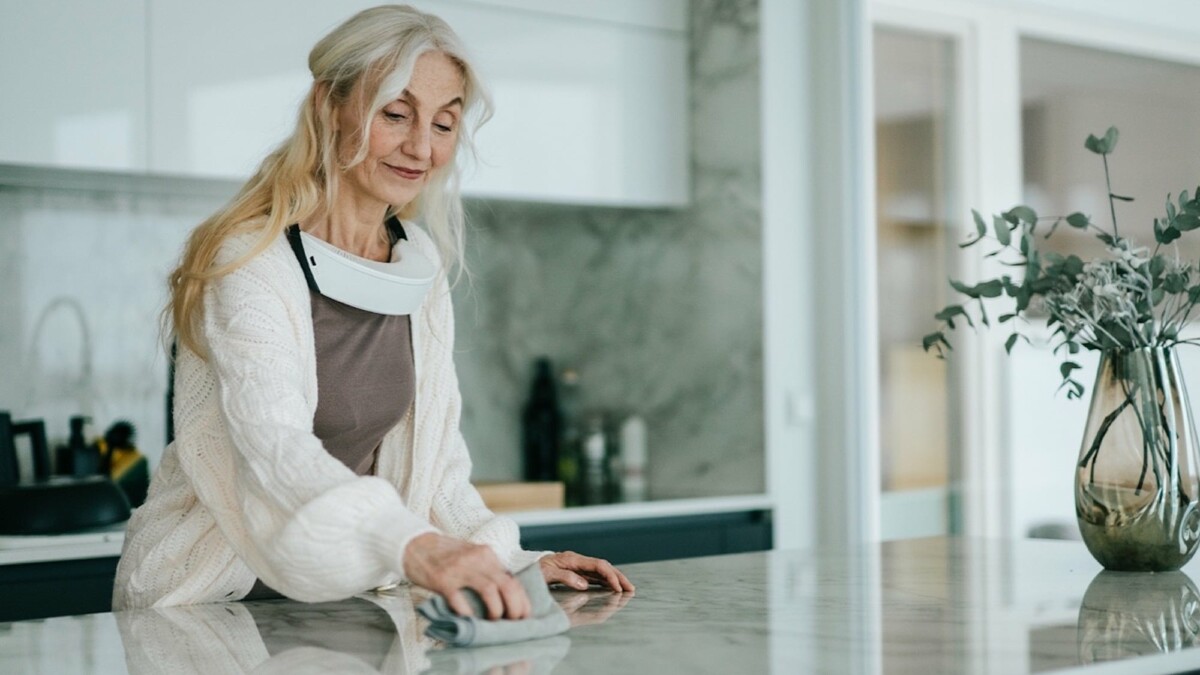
[0,556,119,622]
[519,509,773,564]
[0,509,773,623]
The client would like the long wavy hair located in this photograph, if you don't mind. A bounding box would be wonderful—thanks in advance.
[166,4,490,358]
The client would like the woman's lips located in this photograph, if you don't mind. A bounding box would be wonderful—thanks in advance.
[385,163,425,180]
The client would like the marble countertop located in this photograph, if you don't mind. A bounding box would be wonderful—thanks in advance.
[5,536,1199,674]
[0,494,771,566]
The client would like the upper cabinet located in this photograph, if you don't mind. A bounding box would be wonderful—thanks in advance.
[146,0,363,180]
[0,1,147,171]
[146,0,690,206]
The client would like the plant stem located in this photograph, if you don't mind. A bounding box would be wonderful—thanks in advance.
[1122,374,1164,495]
[1079,385,1136,472]
[1103,153,1120,238]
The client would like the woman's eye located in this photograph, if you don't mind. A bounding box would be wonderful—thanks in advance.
[434,123,454,133]
[383,110,408,121]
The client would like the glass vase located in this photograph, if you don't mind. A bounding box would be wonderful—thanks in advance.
[1075,347,1200,571]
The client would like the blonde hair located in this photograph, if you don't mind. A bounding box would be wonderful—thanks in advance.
[166,4,490,357]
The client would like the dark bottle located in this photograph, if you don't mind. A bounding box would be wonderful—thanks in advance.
[522,358,562,481]
[557,368,582,505]
[56,415,98,477]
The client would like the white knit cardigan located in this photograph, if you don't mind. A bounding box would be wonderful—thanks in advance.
[113,223,542,610]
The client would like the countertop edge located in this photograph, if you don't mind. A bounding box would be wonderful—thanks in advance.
[0,494,773,566]
[507,493,774,527]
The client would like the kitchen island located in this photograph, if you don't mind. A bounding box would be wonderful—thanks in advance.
[2,537,1197,674]
[0,495,773,622]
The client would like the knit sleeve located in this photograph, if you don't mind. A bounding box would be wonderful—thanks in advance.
[191,237,437,602]
[418,268,550,572]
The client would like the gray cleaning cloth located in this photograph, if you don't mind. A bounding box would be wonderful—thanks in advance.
[417,563,569,648]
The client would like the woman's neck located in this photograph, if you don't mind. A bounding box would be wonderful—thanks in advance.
[305,195,393,262]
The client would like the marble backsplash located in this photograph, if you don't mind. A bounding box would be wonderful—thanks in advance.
[0,0,762,500]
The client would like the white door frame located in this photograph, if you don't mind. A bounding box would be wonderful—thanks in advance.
[867,0,1200,543]
[761,0,878,551]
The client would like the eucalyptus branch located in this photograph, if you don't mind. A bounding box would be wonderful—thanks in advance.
[925,124,1200,395]
[1103,152,1121,239]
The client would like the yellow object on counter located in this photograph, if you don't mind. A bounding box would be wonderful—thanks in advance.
[472,481,564,512]
[108,446,143,481]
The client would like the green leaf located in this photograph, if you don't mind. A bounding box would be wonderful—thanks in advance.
[1007,205,1038,225]
[1019,230,1030,256]
[1183,189,1191,207]
[922,332,946,353]
[950,279,980,298]
[975,279,1004,298]
[1167,197,1178,222]
[1044,217,1062,238]
[1155,218,1182,244]
[1028,249,1043,279]
[972,209,987,237]
[1110,193,1134,202]
[1085,126,1119,154]
[958,234,984,249]
[999,313,1016,323]
[979,300,990,327]
[1015,285,1033,312]
[1189,285,1200,303]
[1104,127,1119,152]
[1097,232,1116,246]
[1153,287,1167,306]
[1150,256,1167,278]
[1066,212,1090,229]
[993,214,1012,246]
[1165,273,1188,293]
[1063,255,1085,277]
[1174,212,1200,231]
[1060,361,1082,379]
[1005,333,1019,354]
[935,305,973,329]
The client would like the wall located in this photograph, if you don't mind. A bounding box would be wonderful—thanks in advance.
[0,0,763,500]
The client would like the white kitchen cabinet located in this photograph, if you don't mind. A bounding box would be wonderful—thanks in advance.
[146,0,369,180]
[0,1,147,171]
[147,0,689,206]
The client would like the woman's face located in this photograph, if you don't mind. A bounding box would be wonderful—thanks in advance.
[338,51,465,211]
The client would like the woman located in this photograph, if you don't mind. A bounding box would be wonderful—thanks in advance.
[113,4,633,618]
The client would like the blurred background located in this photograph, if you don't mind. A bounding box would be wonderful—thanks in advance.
[3,0,1200,555]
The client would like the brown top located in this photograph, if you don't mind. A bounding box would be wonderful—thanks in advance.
[310,291,415,475]
[245,290,415,601]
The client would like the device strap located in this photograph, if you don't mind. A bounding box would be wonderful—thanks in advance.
[286,224,321,293]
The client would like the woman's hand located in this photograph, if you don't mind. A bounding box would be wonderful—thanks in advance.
[403,532,532,620]
[539,551,635,593]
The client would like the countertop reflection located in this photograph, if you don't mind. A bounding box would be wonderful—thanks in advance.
[111,585,622,674]
[8,538,1200,673]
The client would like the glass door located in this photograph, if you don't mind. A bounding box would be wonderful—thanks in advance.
[872,27,962,539]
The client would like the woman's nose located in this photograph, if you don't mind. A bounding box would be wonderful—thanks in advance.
[402,124,432,161]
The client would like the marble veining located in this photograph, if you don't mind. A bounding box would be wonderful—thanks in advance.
[7,538,1200,674]
[456,0,764,496]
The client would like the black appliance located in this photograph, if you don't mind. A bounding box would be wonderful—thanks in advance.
[0,411,131,535]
